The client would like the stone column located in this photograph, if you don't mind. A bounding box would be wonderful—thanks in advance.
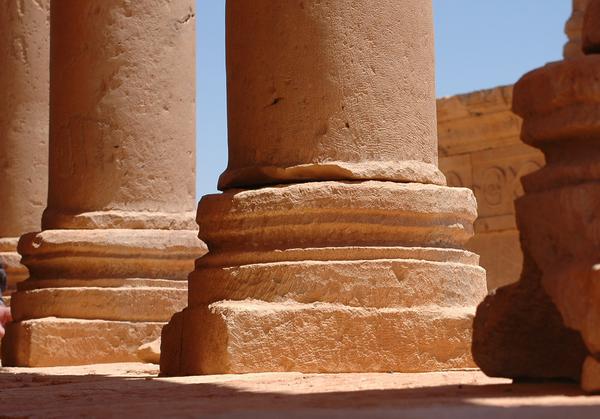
[2,0,206,367]
[473,0,600,392]
[161,0,486,376]
[0,0,49,296]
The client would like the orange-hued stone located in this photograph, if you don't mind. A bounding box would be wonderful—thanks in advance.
[473,55,600,390]
[161,0,486,376]
[0,0,49,294]
[162,182,486,375]
[437,86,544,290]
[3,0,205,366]
[219,0,443,190]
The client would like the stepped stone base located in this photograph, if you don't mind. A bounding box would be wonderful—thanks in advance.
[161,181,487,376]
[2,318,163,367]
[3,228,205,366]
[161,301,479,376]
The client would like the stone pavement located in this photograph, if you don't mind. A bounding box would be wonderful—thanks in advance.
[1,363,600,418]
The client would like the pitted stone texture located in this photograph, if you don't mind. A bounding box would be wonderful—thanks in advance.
[2,318,163,367]
[0,0,49,293]
[5,229,206,366]
[162,181,487,375]
[220,0,442,189]
[190,251,485,309]
[0,0,49,238]
[3,0,202,367]
[10,229,204,321]
[583,0,600,54]
[11,286,188,323]
[17,229,205,280]
[46,0,196,228]
[161,302,479,376]
[199,181,477,251]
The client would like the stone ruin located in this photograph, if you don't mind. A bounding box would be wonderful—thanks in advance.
[0,0,598,396]
[472,0,600,392]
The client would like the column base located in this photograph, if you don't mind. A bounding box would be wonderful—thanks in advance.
[161,181,487,376]
[3,228,205,366]
[2,318,163,367]
[161,302,478,376]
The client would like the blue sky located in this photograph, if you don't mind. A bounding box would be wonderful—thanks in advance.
[195,0,570,198]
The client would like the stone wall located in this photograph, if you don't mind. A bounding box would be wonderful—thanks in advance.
[437,86,545,290]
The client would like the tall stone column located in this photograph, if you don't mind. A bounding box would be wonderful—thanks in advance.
[161,0,486,376]
[2,0,206,367]
[0,0,49,295]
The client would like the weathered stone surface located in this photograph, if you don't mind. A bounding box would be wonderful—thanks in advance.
[5,229,204,366]
[583,0,600,54]
[197,181,478,251]
[473,54,600,388]
[11,287,188,323]
[44,0,197,227]
[220,0,444,189]
[17,229,203,281]
[162,302,479,376]
[0,0,50,294]
[565,0,591,59]
[162,0,485,376]
[473,255,587,380]
[163,181,486,375]
[438,86,544,289]
[2,318,163,367]
[3,0,205,366]
[137,337,161,364]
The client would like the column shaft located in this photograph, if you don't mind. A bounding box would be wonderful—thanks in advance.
[219,0,443,189]
[0,0,49,293]
[2,0,205,367]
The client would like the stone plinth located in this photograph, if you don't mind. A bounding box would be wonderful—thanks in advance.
[161,0,486,376]
[0,0,50,295]
[438,86,545,290]
[472,54,600,390]
[2,0,206,367]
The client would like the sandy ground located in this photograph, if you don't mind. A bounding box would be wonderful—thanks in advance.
[1,363,600,418]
